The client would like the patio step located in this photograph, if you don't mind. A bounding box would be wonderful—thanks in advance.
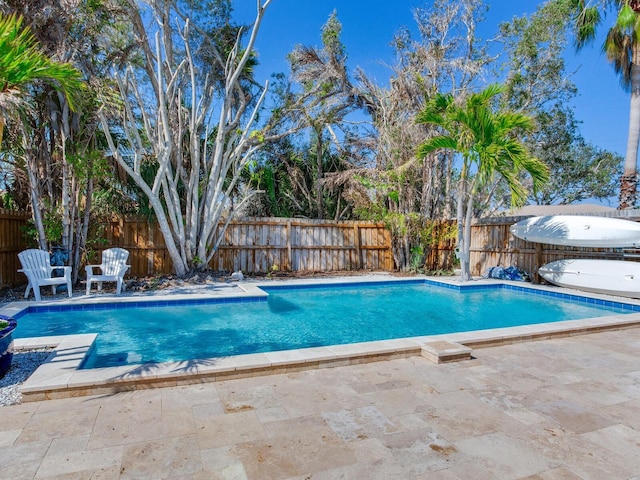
[421,341,472,363]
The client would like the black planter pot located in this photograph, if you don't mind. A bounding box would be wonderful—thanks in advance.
[0,314,17,379]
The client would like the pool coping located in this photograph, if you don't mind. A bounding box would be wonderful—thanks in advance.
[5,276,640,402]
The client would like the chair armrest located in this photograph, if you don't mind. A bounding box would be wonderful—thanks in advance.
[116,265,132,276]
[85,264,100,273]
[18,268,36,282]
[51,265,72,279]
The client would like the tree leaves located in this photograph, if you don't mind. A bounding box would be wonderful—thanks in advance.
[416,83,549,206]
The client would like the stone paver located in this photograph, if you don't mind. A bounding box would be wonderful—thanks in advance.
[1,328,639,479]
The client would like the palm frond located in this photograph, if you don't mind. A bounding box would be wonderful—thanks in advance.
[0,13,84,110]
[416,135,459,157]
[604,28,634,89]
[416,83,549,208]
[574,6,602,49]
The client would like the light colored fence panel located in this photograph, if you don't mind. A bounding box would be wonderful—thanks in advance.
[1,215,394,286]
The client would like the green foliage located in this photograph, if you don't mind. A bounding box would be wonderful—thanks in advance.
[0,13,84,109]
[246,157,295,218]
[0,12,85,149]
[409,245,425,273]
[575,6,602,47]
[354,175,457,271]
[321,10,346,60]
[197,19,259,93]
[571,0,640,91]
[501,1,623,205]
[82,226,109,265]
[417,83,548,280]
[20,199,66,246]
[617,4,637,28]
[266,263,279,278]
[383,212,456,271]
[500,0,576,110]
[0,191,17,209]
[528,107,623,204]
[417,84,549,207]
[0,319,9,329]
[249,130,265,143]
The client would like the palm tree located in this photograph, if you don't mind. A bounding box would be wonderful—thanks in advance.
[416,84,549,281]
[0,12,83,147]
[572,0,640,208]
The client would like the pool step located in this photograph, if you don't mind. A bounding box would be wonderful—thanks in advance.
[421,341,472,364]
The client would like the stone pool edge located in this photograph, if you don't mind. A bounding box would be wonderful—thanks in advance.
[6,277,640,402]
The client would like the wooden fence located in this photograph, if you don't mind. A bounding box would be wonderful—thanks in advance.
[101,217,394,276]
[0,209,30,289]
[4,209,640,288]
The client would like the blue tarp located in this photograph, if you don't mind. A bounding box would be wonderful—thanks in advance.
[483,265,530,282]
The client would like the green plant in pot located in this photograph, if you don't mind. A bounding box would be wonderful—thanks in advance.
[0,314,17,379]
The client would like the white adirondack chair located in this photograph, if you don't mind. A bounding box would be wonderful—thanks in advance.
[85,248,131,295]
[18,249,73,302]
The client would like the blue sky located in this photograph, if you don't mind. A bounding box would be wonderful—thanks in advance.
[235,1,628,160]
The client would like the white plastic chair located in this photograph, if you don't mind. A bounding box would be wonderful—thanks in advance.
[18,249,73,301]
[85,248,131,295]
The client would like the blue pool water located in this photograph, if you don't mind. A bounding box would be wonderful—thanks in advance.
[12,281,637,368]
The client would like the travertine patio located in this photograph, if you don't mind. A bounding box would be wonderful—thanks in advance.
[1,327,639,479]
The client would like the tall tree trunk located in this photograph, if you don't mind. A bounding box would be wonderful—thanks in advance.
[74,155,93,284]
[619,57,640,209]
[315,127,323,219]
[20,125,47,250]
[456,176,471,281]
[420,153,434,217]
[60,135,71,249]
[462,192,474,280]
[443,151,454,219]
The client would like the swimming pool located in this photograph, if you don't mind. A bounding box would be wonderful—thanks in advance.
[11,279,639,369]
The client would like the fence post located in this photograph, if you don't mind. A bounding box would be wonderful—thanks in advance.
[353,224,362,269]
[286,220,292,271]
[534,243,542,284]
[147,220,154,275]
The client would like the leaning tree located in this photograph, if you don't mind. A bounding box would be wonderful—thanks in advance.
[571,0,640,208]
[501,0,623,206]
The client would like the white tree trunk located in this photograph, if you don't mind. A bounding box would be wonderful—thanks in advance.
[100,1,276,275]
[455,162,478,282]
[455,175,473,281]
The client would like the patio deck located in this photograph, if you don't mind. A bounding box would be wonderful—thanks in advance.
[1,327,639,479]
